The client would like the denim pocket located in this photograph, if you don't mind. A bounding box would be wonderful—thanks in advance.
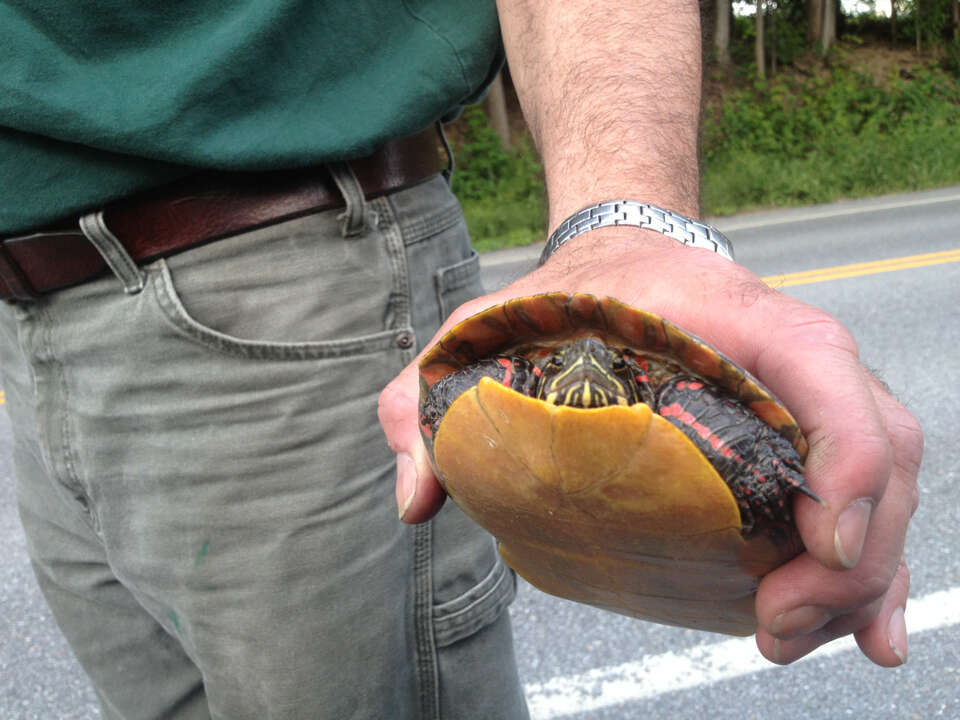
[435,249,481,324]
[431,557,516,648]
[152,259,404,361]
[147,208,409,361]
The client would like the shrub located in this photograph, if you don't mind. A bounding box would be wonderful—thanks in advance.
[701,63,960,214]
[450,106,546,252]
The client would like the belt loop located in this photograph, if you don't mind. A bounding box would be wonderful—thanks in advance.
[78,212,146,295]
[436,121,454,184]
[327,161,379,238]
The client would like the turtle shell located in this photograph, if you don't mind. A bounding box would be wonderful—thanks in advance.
[418,292,807,636]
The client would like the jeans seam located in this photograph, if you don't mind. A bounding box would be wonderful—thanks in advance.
[413,522,440,720]
[399,203,463,247]
[375,196,416,356]
[34,304,99,532]
[378,191,438,719]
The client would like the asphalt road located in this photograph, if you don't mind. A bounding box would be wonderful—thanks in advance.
[2,187,959,719]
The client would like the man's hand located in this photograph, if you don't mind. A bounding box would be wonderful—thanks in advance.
[379,0,920,674]
[378,228,922,669]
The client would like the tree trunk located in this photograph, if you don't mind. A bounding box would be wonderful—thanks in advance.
[756,0,766,78]
[820,0,836,56]
[890,0,897,45]
[807,0,823,44]
[484,72,511,149]
[715,0,733,67]
[771,2,778,76]
[915,0,921,53]
[953,0,959,41]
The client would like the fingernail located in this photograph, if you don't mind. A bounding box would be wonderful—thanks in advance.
[396,453,418,520]
[888,606,908,665]
[772,606,832,639]
[834,498,874,568]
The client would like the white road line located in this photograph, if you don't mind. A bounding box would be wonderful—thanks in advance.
[524,586,960,719]
[714,192,960,232]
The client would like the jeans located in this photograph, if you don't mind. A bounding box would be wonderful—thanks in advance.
[0,173,528,719]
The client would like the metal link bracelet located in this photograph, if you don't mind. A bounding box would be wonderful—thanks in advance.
[538,200,735,266]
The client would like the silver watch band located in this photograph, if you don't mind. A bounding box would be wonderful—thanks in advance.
[539,200,735,266]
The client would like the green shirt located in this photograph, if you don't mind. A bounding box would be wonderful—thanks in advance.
[0,1,502,234]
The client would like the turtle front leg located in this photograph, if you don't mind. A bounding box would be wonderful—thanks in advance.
[655,377,819,536]
[420,357,538,438]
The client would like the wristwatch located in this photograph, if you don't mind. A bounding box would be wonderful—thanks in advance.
[539,200,735,266]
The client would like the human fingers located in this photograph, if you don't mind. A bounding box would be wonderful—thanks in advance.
[756,555,910,666]
[377,294,512,524]
[749,306,895,571]
[755,372,922,665]
[377,358,447,523]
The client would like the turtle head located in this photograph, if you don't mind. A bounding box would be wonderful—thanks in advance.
[535,338,641,408]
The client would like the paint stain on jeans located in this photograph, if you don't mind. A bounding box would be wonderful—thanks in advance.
[195,540,209,567]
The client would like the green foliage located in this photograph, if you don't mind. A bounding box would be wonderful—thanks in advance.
[730,14,760,68]
[455,52,960,252]
[767,0,810,66]
[941,36,960,78]
[728,1,812,75]
[701,64,960,214]
[450,106,546,251]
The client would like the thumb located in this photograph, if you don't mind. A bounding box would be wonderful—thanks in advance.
[378,360,447,523]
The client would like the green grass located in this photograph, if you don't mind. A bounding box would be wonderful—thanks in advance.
[461,193,546,253]
[454,61,960,251]
[450,106,547,252]
[701,63,960,215]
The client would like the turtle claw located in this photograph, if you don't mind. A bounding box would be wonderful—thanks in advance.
[791,480,826,507]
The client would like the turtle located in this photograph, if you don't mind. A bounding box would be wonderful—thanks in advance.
[418,292,820,636]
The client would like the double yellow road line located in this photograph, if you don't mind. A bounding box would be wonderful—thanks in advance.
[762,248,960,288]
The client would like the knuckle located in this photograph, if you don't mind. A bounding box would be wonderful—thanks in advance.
[897,555,911,590]
[376,375,417,422]
[892,409,925,473]
[816,424,892,498]
[853,571,893,607]
[447,296,491,326]
[909,484,920,517]
[788,308,859,357]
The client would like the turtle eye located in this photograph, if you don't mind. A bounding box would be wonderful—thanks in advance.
[612,355,626,370]
[548,353,564,368]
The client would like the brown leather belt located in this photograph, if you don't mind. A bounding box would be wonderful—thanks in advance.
[0,127,446,301]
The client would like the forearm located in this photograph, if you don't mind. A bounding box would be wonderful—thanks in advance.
[497,0,703,228]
